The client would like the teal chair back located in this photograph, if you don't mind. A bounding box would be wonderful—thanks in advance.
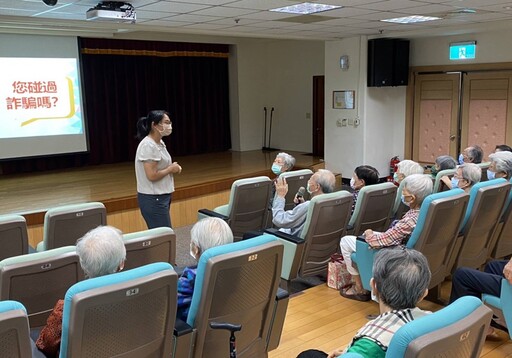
[348,182,397,236]
[60,262,177,358]
[387,296,491,357]
[453,178,510,271]
[187,235,283,358]
[0,214,28,261]
[123,227,177,269]
[482,279,512,339]
[432,168,456,193]
[478,162,491,181]
[37,202,106,251]
[342,297,491,357]
[354,190,468,292]
[490,177,512,259]
[278,169,313,210]
[298,191,353,278]
[211,176,272,241]
[0,246,82,328]
[0,300,33,358]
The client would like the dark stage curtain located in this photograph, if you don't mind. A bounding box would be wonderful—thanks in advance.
[0,38,230,174]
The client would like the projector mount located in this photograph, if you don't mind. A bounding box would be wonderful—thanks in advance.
[88,1,135,15]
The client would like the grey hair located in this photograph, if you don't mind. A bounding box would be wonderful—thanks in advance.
[489,151,512,180]
[459,163,481,185]
[191,217,234,255]
[435,155,457,171]
[373,248,431,310]
[466,145,483,164]
[314,169,336,193]
[276,152,296,171]
[402,174,433,205]
[397,160,424,177]
[76,226,126,278]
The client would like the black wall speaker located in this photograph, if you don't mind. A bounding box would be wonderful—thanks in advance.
[367,38,410,87]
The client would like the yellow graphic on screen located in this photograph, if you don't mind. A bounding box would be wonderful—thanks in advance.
[21,77,76,127]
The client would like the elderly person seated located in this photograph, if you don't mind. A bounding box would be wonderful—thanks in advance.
[339,174,433,301]
[270,152,296,206]
[441,163,481,192]
[350,165,380,214]
[459,145,484,164]
[487,151,512,181]
[273,169,335,236]
[393,159,424,184]
[36,226,127,357]
[177,217,233,321]
[297,248,431,358]
[430,155,457,178]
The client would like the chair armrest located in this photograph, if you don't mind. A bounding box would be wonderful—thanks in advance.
[197,209,229,220]
[352,237,376,291]
[173,319,194,357]
[174,318,193,337]
[264,228,305,244]
[276,287,289,300]
[265,228,305,281]
[267,287,290,351]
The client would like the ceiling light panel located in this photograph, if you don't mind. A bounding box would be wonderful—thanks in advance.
[270,2,342,15]
[381,15,442,23]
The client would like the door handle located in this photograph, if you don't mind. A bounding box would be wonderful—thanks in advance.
[449,135,456,141]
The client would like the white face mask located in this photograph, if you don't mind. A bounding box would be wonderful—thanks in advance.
[350,177,356,189]
[157,123,172,136]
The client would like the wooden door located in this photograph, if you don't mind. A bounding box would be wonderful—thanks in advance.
[460,72,512,161]
[412,73,460,164]
[313,75,324,157]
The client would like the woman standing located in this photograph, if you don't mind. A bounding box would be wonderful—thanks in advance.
[135,110,181,229]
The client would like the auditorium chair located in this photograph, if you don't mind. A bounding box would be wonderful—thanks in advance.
[342,296,491,357]
[122,227,177,270]
[265,191,353,291]
[198,176,272,241]
[353,189,469,301]
[482,279,512,339]
[276,169,313,210]
[489,177,512,259]
[478,162,491,181]
[60,262,177,358]
[0,300,45,358]
[173,235,287,358]
[0,214,29,261]
[391,180,408,220]
[432,168,456,193]
[263,169,314,228]
[448,178,510,273]
[0,246,84,328]
[36,202,106,251]
[346,182,396,236]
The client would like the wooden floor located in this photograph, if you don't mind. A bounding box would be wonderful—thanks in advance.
[270,284,512,357]
[0,150,324,225]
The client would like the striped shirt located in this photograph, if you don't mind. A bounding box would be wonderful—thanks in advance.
[347,307,430,353]
[365,209,420,248]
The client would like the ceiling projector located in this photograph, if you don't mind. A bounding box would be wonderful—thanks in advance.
[86,1,136,23]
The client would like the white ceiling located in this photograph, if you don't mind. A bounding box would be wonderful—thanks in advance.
[1,0,512,40]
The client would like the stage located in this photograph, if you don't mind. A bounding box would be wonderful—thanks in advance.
[0,150,325,227]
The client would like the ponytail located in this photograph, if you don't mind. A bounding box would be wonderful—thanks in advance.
[136,116,149,140]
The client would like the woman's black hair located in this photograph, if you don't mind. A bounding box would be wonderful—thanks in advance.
[495,144,512,152]
[136,110,170,140]
[354,165,379,186]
